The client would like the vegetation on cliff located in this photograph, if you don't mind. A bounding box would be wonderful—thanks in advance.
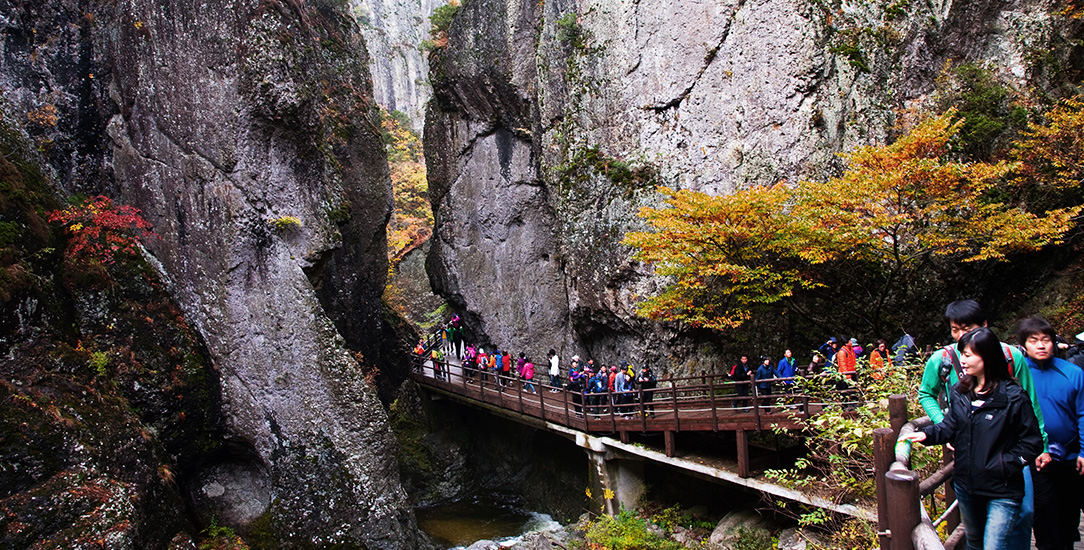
[0,114,228,549]
[625,98,1084,338]
[381,108,444,332]
[383,109,432,266]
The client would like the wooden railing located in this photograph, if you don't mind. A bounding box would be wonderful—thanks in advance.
[410,347,863,435]
[874,395,962,550]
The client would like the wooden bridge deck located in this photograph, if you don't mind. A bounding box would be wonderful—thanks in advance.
[410,353,859,440]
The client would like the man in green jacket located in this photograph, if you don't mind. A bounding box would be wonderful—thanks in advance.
[918,300,1047,440]
[916,299,1047,550]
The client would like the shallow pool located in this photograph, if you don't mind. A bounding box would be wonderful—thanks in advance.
[416,497,561,549]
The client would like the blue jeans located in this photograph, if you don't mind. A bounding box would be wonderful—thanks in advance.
[1005,466,1034,550]
[955,482,1021,550]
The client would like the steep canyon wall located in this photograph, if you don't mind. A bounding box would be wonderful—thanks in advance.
[1,0,421,547]
[353,0,445,132]
[425,0,1083,369]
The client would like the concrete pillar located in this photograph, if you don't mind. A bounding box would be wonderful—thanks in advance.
[586,449,611,515]
[586,449,646,515]
[609,457,645,511]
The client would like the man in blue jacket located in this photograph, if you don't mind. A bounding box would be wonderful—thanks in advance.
[1018,317,1084,550]
[777,349,796,393]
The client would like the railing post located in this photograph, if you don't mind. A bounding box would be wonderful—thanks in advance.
[942,446,959,535]
[885,469,921,550]
[752,381,761,431]
[670,377,680,431]
[874,427,895,550]
[563,386,571,426]
[538,381,545,420]
[611,388,620,433]
[889,394,908,439]
[518,376,525,414]
[709,375,718,431]
[639,386,647,432]
[461,359,468,391]
[498,373,504,407]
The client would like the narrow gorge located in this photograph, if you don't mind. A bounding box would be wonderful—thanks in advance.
[0,0,1081,548]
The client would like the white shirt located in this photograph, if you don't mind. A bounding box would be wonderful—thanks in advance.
[549,355,560,376]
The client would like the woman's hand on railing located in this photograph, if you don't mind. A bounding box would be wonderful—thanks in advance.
[899,431,926,443]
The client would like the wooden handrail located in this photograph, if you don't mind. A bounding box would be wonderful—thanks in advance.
[876,395,961,550]
[408,348,862,440]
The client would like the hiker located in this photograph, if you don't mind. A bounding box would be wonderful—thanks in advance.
[1018,317,1084,550]
[869,339,892,381]
[901,328,1042,550]
[755,356,775,410]
[522,357,536,394]
[548,349,562,391]
[917,300,1048,549]
[637,365,657,417]
[729,355,751,409]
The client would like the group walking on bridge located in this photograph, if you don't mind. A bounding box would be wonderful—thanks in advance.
[415,298,1084,550]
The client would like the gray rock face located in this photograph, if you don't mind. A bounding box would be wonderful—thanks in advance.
[352,0,444,132]
[425,0,1081,369]
[0,0,422,547]
[193,460,272,528]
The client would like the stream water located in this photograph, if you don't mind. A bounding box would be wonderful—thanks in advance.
[416,497,562,549]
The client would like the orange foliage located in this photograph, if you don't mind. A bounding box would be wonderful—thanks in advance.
[625,110,1083,331]
[48,196,156,266]
[382,111,433,265]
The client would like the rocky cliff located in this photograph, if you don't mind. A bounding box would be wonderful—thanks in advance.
[425,0,1083,368]
[353,0,445,132]
[1,0,422,548]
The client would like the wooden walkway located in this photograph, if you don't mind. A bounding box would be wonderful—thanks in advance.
[410,351,861,468]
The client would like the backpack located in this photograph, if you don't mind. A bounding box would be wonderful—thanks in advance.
[590,376,604,393]
[730,362,749,381]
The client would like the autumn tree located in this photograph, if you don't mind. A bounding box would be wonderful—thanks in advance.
[625,111,1082,335]
[381,110,432,266]
[1010,97,1084,212]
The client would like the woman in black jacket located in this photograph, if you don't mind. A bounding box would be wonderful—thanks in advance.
[900,328,1042,550]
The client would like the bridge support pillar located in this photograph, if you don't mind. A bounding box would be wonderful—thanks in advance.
[736,430,751,478]
[586,449,646,516]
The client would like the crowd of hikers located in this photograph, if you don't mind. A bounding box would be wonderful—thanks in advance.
[414,300,1084,550]
[412,316,661,417]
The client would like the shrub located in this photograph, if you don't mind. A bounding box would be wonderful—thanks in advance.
[199,517,249,550]
[934,62,1029,160]
[649,505,715,534]
[580,509,685,550]
[48,196,155,266]
[728,526,774,550]
[89,351,110,378]
[556,12,584,49]
[427,0,457,37]
[269,215,302,230]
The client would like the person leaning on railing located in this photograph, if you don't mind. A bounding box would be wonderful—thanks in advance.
[900,328,1042,550]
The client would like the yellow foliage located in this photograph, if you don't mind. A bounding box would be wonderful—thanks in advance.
[625,110,1083,331]
[1012,97,1084,193]
[269,216,302,230]
[382,110,433,265]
